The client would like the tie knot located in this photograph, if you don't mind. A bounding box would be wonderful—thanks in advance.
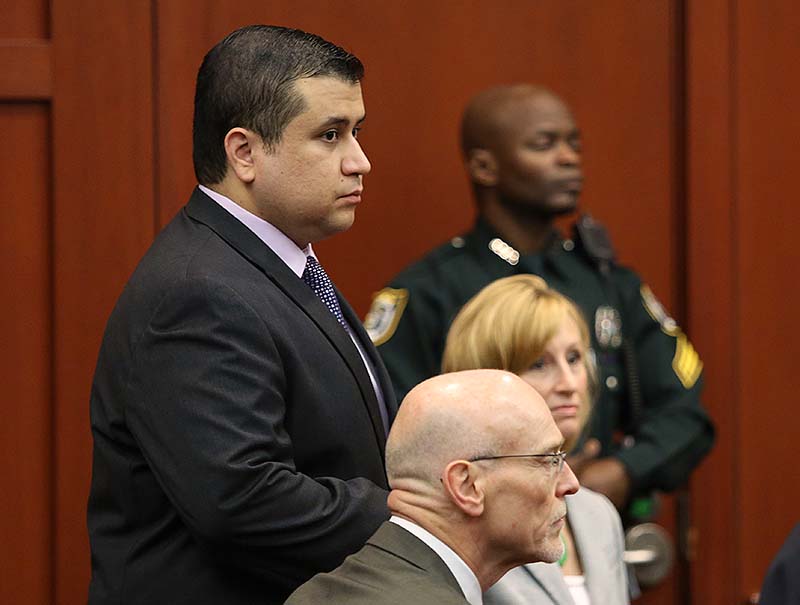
[302,256,347,330]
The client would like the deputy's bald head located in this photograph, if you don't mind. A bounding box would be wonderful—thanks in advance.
[460,85,572,156]
[385,370,554,487]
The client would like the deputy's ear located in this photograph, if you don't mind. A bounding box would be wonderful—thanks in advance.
[223,128,258,184]
[466,149,498,187]
[441,460,485,517]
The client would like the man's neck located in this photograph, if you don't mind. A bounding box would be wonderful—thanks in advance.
[443,531,514,592]
[394,513,500,592]
[478,199,558,255]
[205,180,254,214]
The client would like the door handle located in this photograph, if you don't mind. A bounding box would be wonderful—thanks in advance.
[624,523,675,587]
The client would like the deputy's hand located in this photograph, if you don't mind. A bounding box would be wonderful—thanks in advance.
[566,438,601,476]
[576,456,631,509]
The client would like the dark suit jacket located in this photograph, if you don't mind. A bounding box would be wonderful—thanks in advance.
[760,523,800,605]
[285,521,471,604]
[87,188,397,604]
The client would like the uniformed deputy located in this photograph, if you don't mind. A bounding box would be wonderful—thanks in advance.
[365,84,714,509]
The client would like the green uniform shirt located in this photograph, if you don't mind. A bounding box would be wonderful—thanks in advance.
[366,218,714,493]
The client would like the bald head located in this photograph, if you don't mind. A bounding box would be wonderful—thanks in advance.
[461,85,572,156]
[385,370,579,589]
[459,85,582,227]
[385,370,557,487]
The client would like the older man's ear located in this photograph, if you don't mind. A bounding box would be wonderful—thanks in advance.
[441,460,486,517]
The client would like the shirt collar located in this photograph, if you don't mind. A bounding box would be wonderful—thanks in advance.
[199,184,314,277]
[389,516,483,605]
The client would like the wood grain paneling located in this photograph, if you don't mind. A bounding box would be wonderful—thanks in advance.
[1,5,52,605]
[688,1,800,603]
[736,1,800,598]
[0,40,52,99]
[686,1,737,602]
[51,1,156,602]
[0,104,52,605]
[0,0,49,37]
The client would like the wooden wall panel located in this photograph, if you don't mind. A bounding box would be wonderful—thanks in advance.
[51,1,156,602]
[0,0,49,37]
[0,4,52,605]
[0,104,52,605]
[0,41,52,99]
[736,0,800,598]
[686,1,738,602]
[688,1,800,603]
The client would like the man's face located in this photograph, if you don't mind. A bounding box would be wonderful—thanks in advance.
[250,76,371,246]
[491,93,582,217]
[481,401,579,565]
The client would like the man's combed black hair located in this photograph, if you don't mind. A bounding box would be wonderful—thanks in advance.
[192,25,364,185]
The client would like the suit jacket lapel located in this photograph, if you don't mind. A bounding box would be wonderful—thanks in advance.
[184,188,389,453]
[567,493,607,605]
[521,562,574,604]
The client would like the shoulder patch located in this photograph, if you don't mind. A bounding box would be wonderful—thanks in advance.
[364,288,409,346]
[640,285,703,388]
[640,285,680,336]
[673,333,703,389]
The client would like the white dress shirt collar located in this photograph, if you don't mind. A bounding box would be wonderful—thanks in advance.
[390,516,483,605]
[199,185,313,277]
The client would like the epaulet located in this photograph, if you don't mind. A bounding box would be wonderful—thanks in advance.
[423,236,468,264]
[573,214,616,274]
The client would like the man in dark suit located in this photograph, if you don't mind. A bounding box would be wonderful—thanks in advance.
[87,25,395,604]
[286,370,580,604]
[759,523,800,605]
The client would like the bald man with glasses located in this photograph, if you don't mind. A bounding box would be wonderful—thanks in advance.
[286,370,579,605]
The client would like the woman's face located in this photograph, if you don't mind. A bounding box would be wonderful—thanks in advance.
[519,316,588,442]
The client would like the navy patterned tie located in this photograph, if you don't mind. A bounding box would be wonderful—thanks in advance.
[302,256,348,330]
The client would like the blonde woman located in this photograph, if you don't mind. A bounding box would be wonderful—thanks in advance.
[443,275,628,605]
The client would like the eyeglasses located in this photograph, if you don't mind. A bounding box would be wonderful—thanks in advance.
[468,450,567,475]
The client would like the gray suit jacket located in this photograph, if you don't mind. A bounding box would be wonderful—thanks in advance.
[484,488,628,605]
[285,521,470,604]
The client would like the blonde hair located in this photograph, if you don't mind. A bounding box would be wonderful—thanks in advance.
[442,275,596,450]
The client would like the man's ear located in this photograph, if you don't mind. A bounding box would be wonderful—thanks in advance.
[441,460,485,517]
[223,127,259,184]
[466,149,498,187]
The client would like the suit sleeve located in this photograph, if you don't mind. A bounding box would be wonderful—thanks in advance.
[612,272,715,492]
[124,277,389,587]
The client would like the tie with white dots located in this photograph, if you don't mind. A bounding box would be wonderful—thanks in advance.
[302,256,348,330]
